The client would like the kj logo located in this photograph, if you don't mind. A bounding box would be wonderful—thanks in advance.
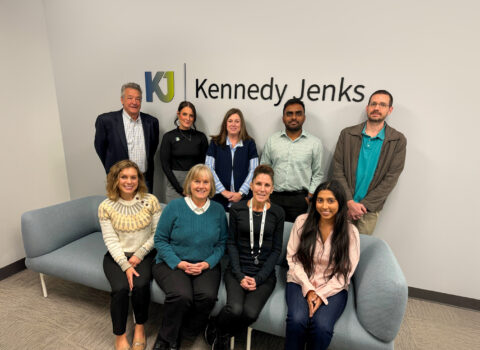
[145,71,174,102]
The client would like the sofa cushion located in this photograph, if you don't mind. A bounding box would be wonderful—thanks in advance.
[354,235,408,343]
[26,231,110,292]
[22,196,105,258]
[329,285,393,350]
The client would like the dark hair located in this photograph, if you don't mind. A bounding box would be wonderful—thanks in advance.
[283,98,305,114]
[211,108,252,146]
[252,164,274,185]
[368,90,393,107]
[106,160,147,201]
[293,180,352,285]
[174,101,197,130]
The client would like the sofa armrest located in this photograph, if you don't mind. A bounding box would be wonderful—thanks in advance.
[352,235,408,343]
[21,195,105,258]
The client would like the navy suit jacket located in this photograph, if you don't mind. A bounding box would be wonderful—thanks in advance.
[94,109,159,187]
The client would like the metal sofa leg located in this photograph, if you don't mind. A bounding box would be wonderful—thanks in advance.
[246,327,252,350]
[230,336,235,350]
[39,273,48,297]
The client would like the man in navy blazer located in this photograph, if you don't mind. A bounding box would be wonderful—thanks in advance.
[94,82,159,192]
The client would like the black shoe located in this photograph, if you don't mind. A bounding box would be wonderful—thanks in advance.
[212,334,230,350]
[152,333,169,350]
[204,318,217,345]
[169,342,179,350]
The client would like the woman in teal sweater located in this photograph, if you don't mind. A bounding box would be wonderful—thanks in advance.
[152,164,228,350]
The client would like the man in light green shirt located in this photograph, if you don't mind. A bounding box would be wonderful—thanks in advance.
[261,98,324,222]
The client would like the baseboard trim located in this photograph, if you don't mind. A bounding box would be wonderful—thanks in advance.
[0,258,26,281]
[409,287,480,311]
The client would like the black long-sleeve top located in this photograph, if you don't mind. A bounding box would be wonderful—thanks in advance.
[227,200,285,286]
[160,128,208,194]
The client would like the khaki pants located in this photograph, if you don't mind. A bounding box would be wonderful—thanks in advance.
[354,211,379,235]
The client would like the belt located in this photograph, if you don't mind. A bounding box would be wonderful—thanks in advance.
[273,190,307,196]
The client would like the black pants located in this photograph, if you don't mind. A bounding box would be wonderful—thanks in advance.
[215,269,276,336]
[152,262,221,344]
[103,250,155,335]
[144,174,153,194]
[270,191,308,222]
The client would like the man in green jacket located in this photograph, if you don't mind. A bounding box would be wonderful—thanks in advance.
[332,90,407,235]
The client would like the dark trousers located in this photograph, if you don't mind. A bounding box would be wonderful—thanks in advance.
[145,174,153,194]
[285,283,348,350]
[152,262,221,344]
[103,250,155,335]
[270,191,308,222]
[215,269,276,336]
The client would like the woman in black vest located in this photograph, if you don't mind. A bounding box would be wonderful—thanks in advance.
[205,108,258,210]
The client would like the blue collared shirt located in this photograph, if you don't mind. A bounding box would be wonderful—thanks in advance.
[354,126,385,202]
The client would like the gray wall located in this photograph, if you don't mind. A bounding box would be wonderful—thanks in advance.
[3,0,479,300]
[0,0,70,269]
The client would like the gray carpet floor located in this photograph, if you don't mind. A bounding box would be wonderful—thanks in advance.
[0,270,479,349]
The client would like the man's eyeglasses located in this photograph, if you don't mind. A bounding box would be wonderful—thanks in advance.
[368,102,390,108]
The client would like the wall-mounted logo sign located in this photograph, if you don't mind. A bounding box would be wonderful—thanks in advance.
[145,71,174,102]
[196,77,365,106]
[144,66,365,107]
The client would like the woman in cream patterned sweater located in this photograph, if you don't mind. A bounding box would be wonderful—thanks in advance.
[99,160,162,350]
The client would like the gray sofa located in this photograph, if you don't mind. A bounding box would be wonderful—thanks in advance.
[22,195,408,349]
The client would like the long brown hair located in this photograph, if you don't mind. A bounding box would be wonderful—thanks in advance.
[211,108,252,146]
[106,160,147,201]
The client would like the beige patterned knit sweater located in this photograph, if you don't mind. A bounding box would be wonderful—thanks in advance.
[98,193,162,271]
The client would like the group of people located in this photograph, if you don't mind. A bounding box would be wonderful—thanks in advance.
[94,82,406,350]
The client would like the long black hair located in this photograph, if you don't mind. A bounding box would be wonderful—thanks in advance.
[210,108,252,146]
[293,180,352,284]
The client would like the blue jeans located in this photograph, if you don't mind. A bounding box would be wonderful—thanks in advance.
[285,282,348,350]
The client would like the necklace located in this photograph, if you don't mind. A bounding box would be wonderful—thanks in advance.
[249,200,267,265]
[178,128,192,141]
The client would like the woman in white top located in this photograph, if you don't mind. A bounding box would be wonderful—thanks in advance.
[99,160,162,350]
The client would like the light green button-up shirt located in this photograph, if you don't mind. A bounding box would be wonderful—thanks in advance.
[261,130,324,193]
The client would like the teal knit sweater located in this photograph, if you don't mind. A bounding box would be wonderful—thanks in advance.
[154,198,228,269]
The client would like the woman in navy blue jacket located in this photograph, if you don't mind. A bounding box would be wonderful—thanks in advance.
[205,108,258,210]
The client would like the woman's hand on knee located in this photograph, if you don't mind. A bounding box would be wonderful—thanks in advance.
[240,276,256,291]
[129,255,141,268]
[177,261,209,275]
[187,262,210,275]
[177,261,191,272]
[126,267,140,291]
[306,290,322,317]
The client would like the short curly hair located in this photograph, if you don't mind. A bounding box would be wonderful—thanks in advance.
[106,160,148,201]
